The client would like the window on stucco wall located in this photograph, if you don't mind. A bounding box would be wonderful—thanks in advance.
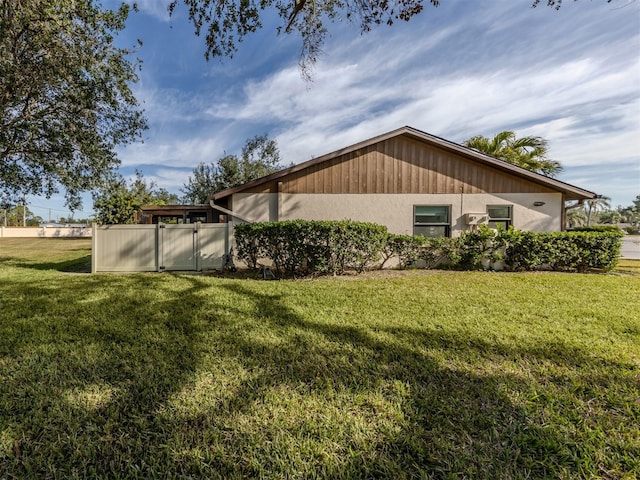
[414,205,451,237]
[487,205,513,230]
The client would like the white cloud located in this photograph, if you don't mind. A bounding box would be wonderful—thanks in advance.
[131,0,171,21]
[108,0,640,209]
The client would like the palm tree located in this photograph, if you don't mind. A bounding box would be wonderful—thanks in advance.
[585,195,611,227]
[464,131,563,177]
[566,208,587,229]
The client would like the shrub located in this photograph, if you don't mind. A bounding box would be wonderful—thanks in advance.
[447,225,501,270]
[234,220,388,275]
[625,225,640,235]
[235,221,622,276]
[383,234,425,268]
[571,226,623,233]
[420,237,452,269]
[503,230,623,272]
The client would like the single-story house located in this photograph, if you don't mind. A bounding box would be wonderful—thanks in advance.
[209,126,595,237]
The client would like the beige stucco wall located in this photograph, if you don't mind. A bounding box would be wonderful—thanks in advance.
[0,226,92,238]
[232,192,563,234]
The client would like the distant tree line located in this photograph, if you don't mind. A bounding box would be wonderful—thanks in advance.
[567,195,640,232]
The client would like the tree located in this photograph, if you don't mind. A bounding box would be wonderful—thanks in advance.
[0,0,147,210]
[566,208,587,229]
[463,131,563,177]
[169,0,597,79]
[0,204,42,226]
[585,195,610,227]
[182,134,282,203]
[598,209,622,225]
[532,0,612,9]
[180,162,218,205]
[93,171,180,224]
[617,195,640,224]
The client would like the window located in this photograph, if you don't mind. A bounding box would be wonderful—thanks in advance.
[487,205,512,230]
[414,205,451,237]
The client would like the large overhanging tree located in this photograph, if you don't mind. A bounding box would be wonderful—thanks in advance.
[168,0,607,78]
[0,0,147,210]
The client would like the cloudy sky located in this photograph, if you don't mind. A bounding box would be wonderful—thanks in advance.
[31,0,639,220]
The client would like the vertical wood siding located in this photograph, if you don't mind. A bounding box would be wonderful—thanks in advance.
[244,135,556,195]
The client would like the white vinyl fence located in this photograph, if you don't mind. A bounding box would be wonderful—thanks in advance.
[92,223,230,273]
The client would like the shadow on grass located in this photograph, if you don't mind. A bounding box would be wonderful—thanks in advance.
[208,283,638,478]
[0,275,636,478]
[0,274,208,478]
[12,254,92,272]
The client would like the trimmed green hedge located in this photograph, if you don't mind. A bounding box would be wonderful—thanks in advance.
[504,229,623,272]
[234,220,387,275]
[570,226,623,233]
[234,221,623,275]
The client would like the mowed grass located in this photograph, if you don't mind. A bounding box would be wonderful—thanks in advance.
[0,239,638,479]
[617,259,640,276]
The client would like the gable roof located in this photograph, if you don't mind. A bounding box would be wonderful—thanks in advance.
[212,126,596,201]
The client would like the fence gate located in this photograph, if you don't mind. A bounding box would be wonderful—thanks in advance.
[159,224,197,271]
[92,223,230,273]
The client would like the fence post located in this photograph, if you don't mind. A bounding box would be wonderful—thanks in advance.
[195,222,201,271]
[156,223,161,272]
[91,223,97,273]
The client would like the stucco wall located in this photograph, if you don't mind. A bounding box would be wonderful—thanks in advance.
[0,226,92,238]
[232,192,563,234]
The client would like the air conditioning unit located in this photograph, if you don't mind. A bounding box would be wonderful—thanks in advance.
[465,213,489,225]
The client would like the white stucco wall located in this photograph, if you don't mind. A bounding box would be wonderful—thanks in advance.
[232,192,563,234]
[0,226,92,238]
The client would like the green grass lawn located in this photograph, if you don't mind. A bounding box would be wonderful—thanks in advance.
[1,239,639,479]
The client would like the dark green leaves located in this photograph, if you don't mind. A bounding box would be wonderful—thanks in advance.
[92,171,180,224]
[0,0,147,208]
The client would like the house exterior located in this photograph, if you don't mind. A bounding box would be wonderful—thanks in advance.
[211,126,595,237]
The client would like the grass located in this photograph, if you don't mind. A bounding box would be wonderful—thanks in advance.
[0,239,639,479]
[616,259,640,276]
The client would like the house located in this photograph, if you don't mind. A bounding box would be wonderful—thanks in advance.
[210,126,595,237]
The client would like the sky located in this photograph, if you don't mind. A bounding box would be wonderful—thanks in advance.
[29,0,640,221]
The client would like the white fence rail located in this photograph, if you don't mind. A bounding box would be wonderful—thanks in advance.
[92,223,230,273]
[0,226,92,238]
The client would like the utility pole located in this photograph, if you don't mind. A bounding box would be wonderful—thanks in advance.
[23,195,26,227]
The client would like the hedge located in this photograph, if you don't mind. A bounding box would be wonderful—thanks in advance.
[234,221,623,276]
[503,229,623,272]
[234,220,388,275]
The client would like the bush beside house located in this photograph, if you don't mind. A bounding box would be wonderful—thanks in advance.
[234,221,623,276]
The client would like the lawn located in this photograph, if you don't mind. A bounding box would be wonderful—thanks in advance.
[0,239,639,479]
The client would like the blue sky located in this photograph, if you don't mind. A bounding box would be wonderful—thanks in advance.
[30,0,639,221]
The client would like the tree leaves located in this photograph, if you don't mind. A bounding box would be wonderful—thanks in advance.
[92,171,179,224]
[0,0,147,209]
[171,0,439,79]
[182,134,282,203]
[464,131,563,177]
